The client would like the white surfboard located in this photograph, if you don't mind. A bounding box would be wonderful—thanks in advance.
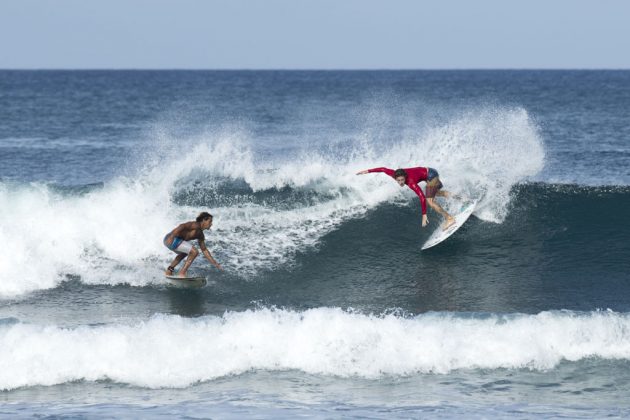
[421,201,478,250]
[165,275,207,288]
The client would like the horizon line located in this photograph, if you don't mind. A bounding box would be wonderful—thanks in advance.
[2,67,630,72]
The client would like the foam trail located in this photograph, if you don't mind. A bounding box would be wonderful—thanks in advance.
[1,308,629,390]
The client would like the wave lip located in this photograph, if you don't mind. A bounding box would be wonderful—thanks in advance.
[1,308,629,390]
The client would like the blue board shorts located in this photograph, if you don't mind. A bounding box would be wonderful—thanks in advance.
[425,167,443,198]
[163,234,193,255]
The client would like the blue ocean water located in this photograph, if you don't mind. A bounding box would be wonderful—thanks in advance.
[1,70,630,418]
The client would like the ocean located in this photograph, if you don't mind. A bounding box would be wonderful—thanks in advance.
[1,70,629,418]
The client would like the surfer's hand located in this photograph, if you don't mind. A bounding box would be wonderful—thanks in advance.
[422,214,429,227]
[356,170,368,175]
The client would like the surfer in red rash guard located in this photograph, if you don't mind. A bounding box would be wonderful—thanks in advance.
[356,166,456,230]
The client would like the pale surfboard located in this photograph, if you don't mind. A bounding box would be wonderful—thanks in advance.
[421,201,478,250]
[165,275,207,288]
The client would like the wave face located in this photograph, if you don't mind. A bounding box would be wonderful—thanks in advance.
[1,308,629,390]
[0,107,545,297]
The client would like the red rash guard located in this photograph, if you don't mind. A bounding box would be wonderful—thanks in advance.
[368,167,429,214]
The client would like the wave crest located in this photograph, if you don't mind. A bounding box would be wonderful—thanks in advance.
[1,308,628,390]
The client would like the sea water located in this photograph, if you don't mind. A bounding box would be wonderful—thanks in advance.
[1,70,629,418]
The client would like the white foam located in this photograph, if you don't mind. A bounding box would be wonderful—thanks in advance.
[373,107,545,222]
[1,308,628,390]
[0,107,544,296]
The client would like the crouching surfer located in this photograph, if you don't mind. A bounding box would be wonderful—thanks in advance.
[163,211,222,277]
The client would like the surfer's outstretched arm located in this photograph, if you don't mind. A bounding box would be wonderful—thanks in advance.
[356,167,395,176]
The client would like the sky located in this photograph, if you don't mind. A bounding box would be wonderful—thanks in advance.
[1,0,629,69]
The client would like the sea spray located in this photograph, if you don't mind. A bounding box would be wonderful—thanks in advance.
[0,106,543,296]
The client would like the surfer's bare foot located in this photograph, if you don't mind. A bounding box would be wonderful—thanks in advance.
[178,272,187,278]
[442,217,456,231]
[165,266,175,276]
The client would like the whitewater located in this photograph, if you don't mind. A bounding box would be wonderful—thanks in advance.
[0,107,543,297]
[1,70,629,418]
[2,308,630,391]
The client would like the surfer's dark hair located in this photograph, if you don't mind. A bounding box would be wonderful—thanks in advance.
[196,212,213,222]
[394,169,407,179]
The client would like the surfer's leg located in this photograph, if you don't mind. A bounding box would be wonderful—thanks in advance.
[166,253,186,275]
[427,187,455,230]
[179,247,199,277]
[426,177,455,229]
[427,197,455,229]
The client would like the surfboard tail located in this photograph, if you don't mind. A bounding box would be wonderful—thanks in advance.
[421,201,478,250]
